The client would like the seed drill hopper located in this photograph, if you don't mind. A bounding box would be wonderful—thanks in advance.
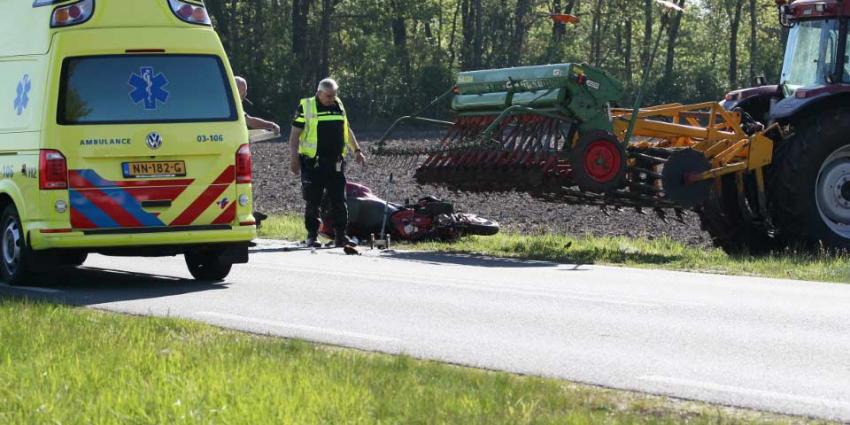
[373,63,775,220]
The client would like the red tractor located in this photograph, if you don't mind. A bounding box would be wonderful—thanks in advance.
[717,0,850,252]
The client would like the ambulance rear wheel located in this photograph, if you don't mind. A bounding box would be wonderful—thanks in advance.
[58,251,87,267]
[185,250,232,281]
[1,205,34,285]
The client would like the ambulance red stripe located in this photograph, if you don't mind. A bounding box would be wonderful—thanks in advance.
[211,202,236,225]
[70,208,97,229]
[169,166,235,226]
[78,189,143,227]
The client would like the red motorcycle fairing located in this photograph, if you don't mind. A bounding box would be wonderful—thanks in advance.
[390,209,435,239]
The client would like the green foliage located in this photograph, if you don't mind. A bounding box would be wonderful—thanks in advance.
[206,0,786,126]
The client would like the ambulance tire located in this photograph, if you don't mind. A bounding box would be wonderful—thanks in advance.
[185,250,232,282]
[0,205,35,285]
[58,252,88,267]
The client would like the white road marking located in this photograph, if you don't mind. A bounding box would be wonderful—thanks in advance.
[0,282,63,294]
[640,375,850,410]
[196,311,399,343]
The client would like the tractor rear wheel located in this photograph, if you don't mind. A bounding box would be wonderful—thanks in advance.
[768,107,850,251]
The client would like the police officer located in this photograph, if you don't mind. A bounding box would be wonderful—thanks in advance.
[288,78,366,247]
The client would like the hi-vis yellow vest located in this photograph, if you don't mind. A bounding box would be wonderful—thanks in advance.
[296,96,350,158]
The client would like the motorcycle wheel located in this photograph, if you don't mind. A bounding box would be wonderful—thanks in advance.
[456,214,500,236]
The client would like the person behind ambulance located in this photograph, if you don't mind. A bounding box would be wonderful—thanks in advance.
[288,78,366,248]
[234,76,280,134]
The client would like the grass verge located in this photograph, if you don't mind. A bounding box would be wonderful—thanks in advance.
[258,214,850,283]
[0,299,833,424]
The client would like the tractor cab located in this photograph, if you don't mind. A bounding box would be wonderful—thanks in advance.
[764,0,850,120]
[724,0,850,121]
[778,0,850,97]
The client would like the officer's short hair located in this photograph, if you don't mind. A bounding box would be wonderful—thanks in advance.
[317,78,339,93]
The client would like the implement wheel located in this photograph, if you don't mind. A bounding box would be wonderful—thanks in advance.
[697,174,780,255]
[571,131,627,193]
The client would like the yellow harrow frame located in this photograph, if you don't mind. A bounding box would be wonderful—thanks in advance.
[610,102,776,213]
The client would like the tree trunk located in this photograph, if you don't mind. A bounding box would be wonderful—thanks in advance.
[552,0,562,38]
[508,0,532,66]
[748,0,757,84]
[239,2,252,77]
[662,0,686,84]
[642,0,652,68]
[391,0,410,76]
[254,0,264,55]
[291,0,310,61]
[625,15,633,86]
[472,0,483,68]
[590,0,603,66]
[461,0,483,70]
[728,0,745,90]
[317,0,335,83]
[461,0,473,69]
[448,0,461,66]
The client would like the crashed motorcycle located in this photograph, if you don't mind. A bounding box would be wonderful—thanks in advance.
[319,182,499,242]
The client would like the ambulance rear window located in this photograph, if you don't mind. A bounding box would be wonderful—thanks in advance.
[58,55,237,125]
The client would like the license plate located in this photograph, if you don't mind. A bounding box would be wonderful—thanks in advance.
[122,161,186,178]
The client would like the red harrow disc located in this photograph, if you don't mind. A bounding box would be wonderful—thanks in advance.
[570,131,627,193]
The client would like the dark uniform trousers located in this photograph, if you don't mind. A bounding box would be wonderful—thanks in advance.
[300,155,347,238]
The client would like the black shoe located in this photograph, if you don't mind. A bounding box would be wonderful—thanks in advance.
[334,235,355,247]
[305,236,322,248]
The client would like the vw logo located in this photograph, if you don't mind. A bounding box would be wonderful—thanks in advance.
[146,131,163,150]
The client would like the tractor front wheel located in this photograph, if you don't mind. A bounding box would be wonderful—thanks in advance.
[769,108,850,251]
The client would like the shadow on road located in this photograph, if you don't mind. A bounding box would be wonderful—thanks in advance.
[0,266,227,306]
[377,246,683,270]
[378,250,575,269]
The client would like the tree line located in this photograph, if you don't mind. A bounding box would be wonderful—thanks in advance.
[206,0,786,127]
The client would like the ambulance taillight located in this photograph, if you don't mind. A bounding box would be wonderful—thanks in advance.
[39,150,68,190]
[236,144,252,184]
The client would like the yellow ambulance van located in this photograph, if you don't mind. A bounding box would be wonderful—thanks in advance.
[0,0,256,283]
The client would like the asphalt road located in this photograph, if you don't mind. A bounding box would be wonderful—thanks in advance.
[2,239,850,422]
